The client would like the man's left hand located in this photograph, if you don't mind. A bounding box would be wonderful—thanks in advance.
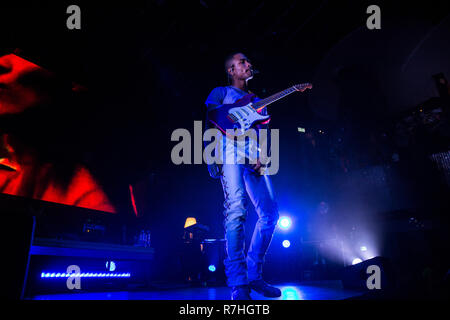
[251,159,263,174]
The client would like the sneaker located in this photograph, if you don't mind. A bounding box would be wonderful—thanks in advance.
[249,279,281,298]
[231,285,252,300]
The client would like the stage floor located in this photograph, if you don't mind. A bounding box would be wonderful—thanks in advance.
[30,281,365,300]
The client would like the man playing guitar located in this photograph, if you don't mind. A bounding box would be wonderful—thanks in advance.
[205,52,282,300]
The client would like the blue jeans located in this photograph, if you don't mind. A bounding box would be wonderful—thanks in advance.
[220,163,279,287]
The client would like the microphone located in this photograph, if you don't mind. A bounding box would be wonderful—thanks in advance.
[246,68,259,82]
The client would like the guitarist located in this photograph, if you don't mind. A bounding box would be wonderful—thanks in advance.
[204,53,281,300]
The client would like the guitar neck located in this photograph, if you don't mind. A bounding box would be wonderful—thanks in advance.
[252,86,297,111]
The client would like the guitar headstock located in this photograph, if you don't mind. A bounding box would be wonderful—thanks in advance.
[294,83,313,92]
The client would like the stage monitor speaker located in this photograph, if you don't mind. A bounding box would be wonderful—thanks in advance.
[341,256,395,292]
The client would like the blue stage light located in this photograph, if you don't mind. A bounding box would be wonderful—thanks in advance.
[282,240,291,248]
[278,216,292,230]
[352,258,363,265]
[360,246,367,252]
[281,286,303,300]
[40,271,131,278]
[106,261,116,272]
[208,265,216,272]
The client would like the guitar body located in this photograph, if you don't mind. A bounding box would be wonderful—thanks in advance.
[207,83,312,137]
[207,93,271,136]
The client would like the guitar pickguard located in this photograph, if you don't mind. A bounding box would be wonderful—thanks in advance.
[228,103,270,133]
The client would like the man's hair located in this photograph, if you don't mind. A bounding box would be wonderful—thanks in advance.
[224,52,244,83]
[225,52,247,71]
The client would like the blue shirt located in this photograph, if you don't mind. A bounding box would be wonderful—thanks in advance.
[206,86,249,111]
[204,86,266,167]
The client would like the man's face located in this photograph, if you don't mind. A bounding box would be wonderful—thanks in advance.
[227,53,253,81]
[0,54,54,115]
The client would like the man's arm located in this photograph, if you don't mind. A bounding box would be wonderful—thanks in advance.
[205,86,226,112]
[204,87,226,178]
